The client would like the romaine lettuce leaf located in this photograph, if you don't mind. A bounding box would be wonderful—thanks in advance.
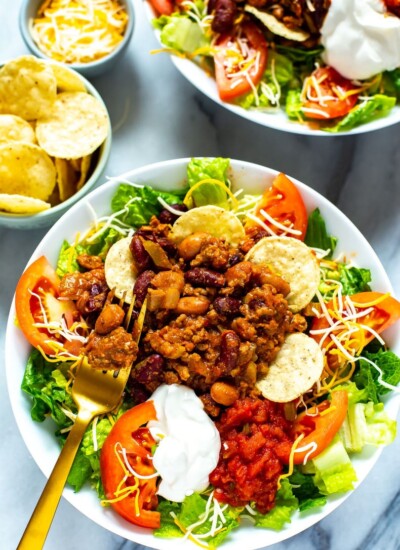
[21,349,75,428]
[111,183,185,227]
[154,493,241,547]
[186,157,231,208]
[326,95,396,132]
[354,349,400,403]
[308,437,357,495]
[252,479,298,530]
[288,469,327,512]
[304,208,337,257]
[154,12,210,54]
[285,90,303,120]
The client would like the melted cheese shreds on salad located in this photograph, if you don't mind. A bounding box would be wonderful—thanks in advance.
[321,0,400,80]
[30,0,129,64]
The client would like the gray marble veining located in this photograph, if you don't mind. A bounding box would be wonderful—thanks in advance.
[1,1,400,549]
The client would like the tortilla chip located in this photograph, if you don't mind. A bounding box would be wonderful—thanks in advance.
[0,142,56,201]
[35,92,109,159]
[0,114,37,144]
[49,62,87,92]
[76,155,92,190]
[256,333,324,402]
[245,236,320,312]
[245,6,310,41]
[0,193,51,214]
[170,205,245,247]
[55,158,79,201]
[104,237,137,304]
[0,55,57,120]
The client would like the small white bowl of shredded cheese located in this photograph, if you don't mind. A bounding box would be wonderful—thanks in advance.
[19,0,135,78]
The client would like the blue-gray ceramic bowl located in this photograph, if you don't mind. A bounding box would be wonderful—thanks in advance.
[0,61,112,230]
[19,0,134,78]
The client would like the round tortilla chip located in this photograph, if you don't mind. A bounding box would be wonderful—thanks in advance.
[245,236,320,312]
[0,56,57,120]
[104,237,136,304]
[49,62,87,93]
[256,333,324,403]
[0,142,56,201]
[35,92,109,159]
[0,193,51,214]
[244,6,310,41]
[0,114,37,144]
[170,205,245,246]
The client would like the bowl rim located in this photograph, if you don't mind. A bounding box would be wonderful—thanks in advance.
[143,1,400,137]
[0,60,112,222]
[18,0,135,71]
[5,157,400,549]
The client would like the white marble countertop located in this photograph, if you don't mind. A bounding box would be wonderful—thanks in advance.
[1,1,400,549]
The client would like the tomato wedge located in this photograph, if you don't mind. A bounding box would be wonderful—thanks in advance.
[302,67,359,120]
[147,0,174,15]
[214,21,268,102]
[247,173,308,240]
[15,256,79,355]
[100,401,160,529]
[283,390,348,465]
[310,291,400,365]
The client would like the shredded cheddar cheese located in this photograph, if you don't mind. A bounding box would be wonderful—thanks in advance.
[30,0,129,64]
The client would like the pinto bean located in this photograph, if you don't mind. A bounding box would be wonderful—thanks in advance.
[185,267,225,288]
[133,269,155,306]
[210,382,239,406]
[253,266,290,296]
[152,270,185,291]
[175,296,211,315]
[77,254,103,270]
[177,232,209,260]
[130,234,151,272]
[95,303,125,335]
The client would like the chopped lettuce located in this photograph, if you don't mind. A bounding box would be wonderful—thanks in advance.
[382,68,400,99]
[304,208,337,258]
[155,493,241,547]
[285,90,304,120]
[354,349,400,403]
[326,95,396,133]
[288,469,327,512]
[252,479,298,530]
[56,227,121,276]
[157,15,210,54]
[21,349,75,428]
[186,157,231,208]
[238,52,294,110]
[304,437,357,495]
[340,401,397,453]
[111,183,185,227]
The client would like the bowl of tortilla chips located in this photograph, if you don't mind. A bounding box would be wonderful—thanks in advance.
[0,55,111,229]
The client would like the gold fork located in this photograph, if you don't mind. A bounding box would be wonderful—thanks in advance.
[17,297,147,550]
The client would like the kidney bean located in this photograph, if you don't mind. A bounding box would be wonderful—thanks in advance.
[133,354,165,386]
[158,204,188,224]
[130,234,151,272]
[212,0,237,33]
[219,330,240,373]
[213,296,242,316]
[133,269,155,306]
[227,252,243,268]
[185,267,225,288]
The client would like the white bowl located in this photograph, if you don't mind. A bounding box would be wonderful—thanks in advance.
[5,158,400,549]
[144,2,400,137]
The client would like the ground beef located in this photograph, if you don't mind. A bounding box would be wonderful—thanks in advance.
[85,327,138,370]
[59,267,108,315]
[210,397,294,513]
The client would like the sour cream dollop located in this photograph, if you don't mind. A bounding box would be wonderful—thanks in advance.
[147,384,221,502]
[321,0,400,80]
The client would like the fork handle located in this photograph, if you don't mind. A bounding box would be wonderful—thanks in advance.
[17,410,94,550]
